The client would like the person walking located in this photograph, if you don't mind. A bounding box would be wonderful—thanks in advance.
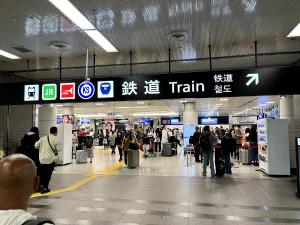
[200,125,218,177]
[85,131,94,163]
[34,127,61,194]
[115,132,123,162]
[110,131,117,155]
[18,127,40,176]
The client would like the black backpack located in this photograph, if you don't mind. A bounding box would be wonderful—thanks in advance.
[200,133,211,151]
[22,218,54,225]
[86,136,94,148]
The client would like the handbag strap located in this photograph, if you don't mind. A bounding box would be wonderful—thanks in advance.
[47,136,58,155]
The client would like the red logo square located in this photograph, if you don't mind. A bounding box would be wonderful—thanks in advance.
[60,83,75,100]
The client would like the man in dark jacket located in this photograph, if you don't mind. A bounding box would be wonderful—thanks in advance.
[19,127,40,176]
[192,126,201,162]
[200,126,218,177]
[221,131,236,174]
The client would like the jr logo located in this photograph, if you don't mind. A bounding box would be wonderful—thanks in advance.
[78,81,95,100]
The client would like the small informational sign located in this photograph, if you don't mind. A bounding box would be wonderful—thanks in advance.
[60,83,75,100]
[78,81,95,100]
[24,84,39,101]
[98,81,114,98]
[42,84,57,101]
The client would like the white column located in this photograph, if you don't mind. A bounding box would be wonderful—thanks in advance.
[280,95,296,169]
[182,102,198,126]
[63,106,74,115]
[38,105,56,137]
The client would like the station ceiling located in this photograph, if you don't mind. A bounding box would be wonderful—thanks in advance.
[0,0,300,80]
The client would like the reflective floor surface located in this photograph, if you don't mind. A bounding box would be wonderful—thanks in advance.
[28,147,299,225]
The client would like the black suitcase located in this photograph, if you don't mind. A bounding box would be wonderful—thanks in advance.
[162,143,172,156]
[215,158,225,177]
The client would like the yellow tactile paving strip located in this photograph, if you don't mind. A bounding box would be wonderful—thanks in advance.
[31,161,125,198]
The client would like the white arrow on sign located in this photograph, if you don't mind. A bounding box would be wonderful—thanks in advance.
[246,73,259,86]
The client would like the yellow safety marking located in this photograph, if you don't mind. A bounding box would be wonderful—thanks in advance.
[31,161,125,198]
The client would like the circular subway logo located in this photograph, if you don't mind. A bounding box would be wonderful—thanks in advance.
[78,81,95,99]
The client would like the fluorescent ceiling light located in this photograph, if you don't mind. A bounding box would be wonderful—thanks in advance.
[179,100,188,103]
[132,112,178,117]
[47,0,118,52]
[215,103,223,106]
[266,101,275,104]
[95,103,104,106]
[136,101,145,105]
[220,98,228,101]
[253,106,260,109]
[0,49,20,59]
[55,104,64,107]
[287,23,300,37]
[115,106,148,109]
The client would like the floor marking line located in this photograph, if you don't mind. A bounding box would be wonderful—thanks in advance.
[31,161,125,198]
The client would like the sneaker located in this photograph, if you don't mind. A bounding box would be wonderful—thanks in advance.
[41,188,50,194]
[211,174,216,178]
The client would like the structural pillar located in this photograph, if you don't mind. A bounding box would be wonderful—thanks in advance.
[63,106,74,115]
[280,95,296,170]
[183,102,198,126]
[38,105,56,137]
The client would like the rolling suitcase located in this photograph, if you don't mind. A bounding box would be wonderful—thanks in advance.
[127,149,139,168]
[76,150,87,164]
[162,143,172,156]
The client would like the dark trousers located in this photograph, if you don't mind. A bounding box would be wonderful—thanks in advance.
[124,150,128,165]
[111,145,116,155]
[40,162,55,189]
[118,147,123,161]
[155,142,161,152]
[194,146,200,162]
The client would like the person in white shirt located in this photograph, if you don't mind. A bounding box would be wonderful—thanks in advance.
[35,127,62,194]
[0,154,54,225]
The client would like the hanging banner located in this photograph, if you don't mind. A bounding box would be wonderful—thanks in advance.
[0,66,299,105]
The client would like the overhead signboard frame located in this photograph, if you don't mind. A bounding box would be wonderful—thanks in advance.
[0,66,299,105]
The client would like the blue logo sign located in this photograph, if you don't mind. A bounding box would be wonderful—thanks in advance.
[78,81,95,99]
[98,81,114,98]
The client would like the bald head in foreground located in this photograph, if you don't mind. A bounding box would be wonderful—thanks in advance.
[0,154,39,211]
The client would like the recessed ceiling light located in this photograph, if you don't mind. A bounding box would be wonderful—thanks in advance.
[287,22,300,37]
[0,49,20,59]
[47,0,118,52]
[179,100,188,103]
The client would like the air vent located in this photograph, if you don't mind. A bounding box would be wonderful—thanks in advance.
[12,46,31,53]
[49,41,71,51]
[167,31,188,42]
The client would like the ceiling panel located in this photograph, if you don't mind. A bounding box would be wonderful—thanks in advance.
[0,0,299,78]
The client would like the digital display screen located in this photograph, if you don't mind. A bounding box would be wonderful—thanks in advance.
[201,118,218,125]
[140,118,150,124]
[80,117,90,125]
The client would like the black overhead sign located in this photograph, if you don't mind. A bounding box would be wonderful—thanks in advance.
[0,66,299,105]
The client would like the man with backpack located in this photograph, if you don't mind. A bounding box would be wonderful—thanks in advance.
[192,126,201,162]
[0,154,54,224]
[200,125,218,177]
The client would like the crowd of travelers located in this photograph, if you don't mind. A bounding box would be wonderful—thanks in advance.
[190,125,258,177]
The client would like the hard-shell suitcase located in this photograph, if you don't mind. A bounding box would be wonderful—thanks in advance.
[76,150,87,164]
[239,148,251,165]
[162,143,172,156]
[127,149,139,168]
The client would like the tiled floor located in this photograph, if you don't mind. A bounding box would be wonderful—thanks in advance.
[28,147,300,225]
